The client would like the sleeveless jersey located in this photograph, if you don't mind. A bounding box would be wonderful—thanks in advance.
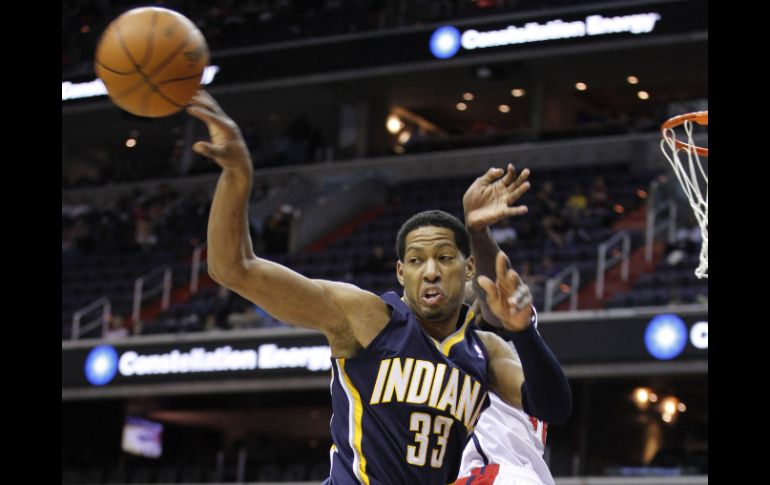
[457,358,553,485]
[326,291,491,485]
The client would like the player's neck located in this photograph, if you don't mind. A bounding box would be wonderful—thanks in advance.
[417,309,463,341]
[400,295,464,340]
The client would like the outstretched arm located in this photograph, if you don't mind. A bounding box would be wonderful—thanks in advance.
[477,252,572,424]
[463,164,530,327]
[188,91,389,350]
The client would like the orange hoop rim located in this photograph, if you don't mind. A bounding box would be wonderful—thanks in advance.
[661,110,708,157]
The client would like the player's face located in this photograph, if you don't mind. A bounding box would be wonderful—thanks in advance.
[397,226,474,325]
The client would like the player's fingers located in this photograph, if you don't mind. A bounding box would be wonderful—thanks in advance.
[506,182,531,204]
[192,90,224,114]
[192,141,226,159]
[501,163,516,186]
[495,251,511,281]
[499,268,521,296]
[477,276,499,303]
[514,168,530,187]
[480,167,504,185]
[504,206,528,217]
[187,105,235,133]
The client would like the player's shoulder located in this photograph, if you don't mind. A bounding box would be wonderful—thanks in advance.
[473,328,504,341]
[318,281,395,345]
[472,329,518,361]
[473,329,506,350]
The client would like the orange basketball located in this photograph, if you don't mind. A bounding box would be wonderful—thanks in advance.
[94,7,209,118]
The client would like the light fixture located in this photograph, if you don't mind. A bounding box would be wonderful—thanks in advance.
[662,398,678,415]
[386,115,403,134]
[633,388,650,404]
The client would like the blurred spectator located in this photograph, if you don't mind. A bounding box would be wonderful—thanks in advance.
[673,219,702,254]
[588,177,610,211]
[665,217,702,267]
[543,213,568,249]
[490,219,518,247]
[533,181,559,218]
[62,157,102,187]
[263,205,294,254]
[355,244,394,275]
[255,305,289,328]
[539,255,558,279]
[208,286,235,330]
[62,218,78,257]
[134,204,159,249]
[243,120,261,153]
[104,314,128,340]
[228,305,268,329]
[513,218,540,245]
[588,176,613,226]
[667,286,685,306]
[564,184,588,220]
[519,260,545,303]
[70,216,95,253]
[283,115,324,165]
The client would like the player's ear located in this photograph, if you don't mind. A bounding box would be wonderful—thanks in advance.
[465,255,476,281]
[396,260,405,286]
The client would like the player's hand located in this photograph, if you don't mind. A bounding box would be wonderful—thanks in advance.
[463,164,530,232]
[477,251,533,332]
[186,90,252,173]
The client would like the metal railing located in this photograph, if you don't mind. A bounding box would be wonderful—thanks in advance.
[71,297,111,340]
[132,265,172,324]
[544,265,580,312]
[646,199,677,263]
[190,242,207,294]
[595,231,631,299]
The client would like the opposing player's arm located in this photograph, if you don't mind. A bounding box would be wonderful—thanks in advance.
[463,164,530,328]
[475,251,572,424]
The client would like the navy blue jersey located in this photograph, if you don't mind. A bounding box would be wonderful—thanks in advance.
[326,291,490,485]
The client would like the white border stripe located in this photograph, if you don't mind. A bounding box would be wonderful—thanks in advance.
[329,366,336,477]
[335,360,363,484]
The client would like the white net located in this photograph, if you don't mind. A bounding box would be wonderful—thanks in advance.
[660,115,708,279]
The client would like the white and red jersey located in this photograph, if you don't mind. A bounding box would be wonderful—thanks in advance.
[457,387,553,485]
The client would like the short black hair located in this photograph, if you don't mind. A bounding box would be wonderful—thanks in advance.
[396,210,470,261]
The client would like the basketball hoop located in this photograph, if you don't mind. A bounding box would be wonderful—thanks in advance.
[660,111,708,279]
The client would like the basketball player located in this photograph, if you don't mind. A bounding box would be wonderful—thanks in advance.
[454,305,568,485]
[188,90,539,484]
[454,181,573,485]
